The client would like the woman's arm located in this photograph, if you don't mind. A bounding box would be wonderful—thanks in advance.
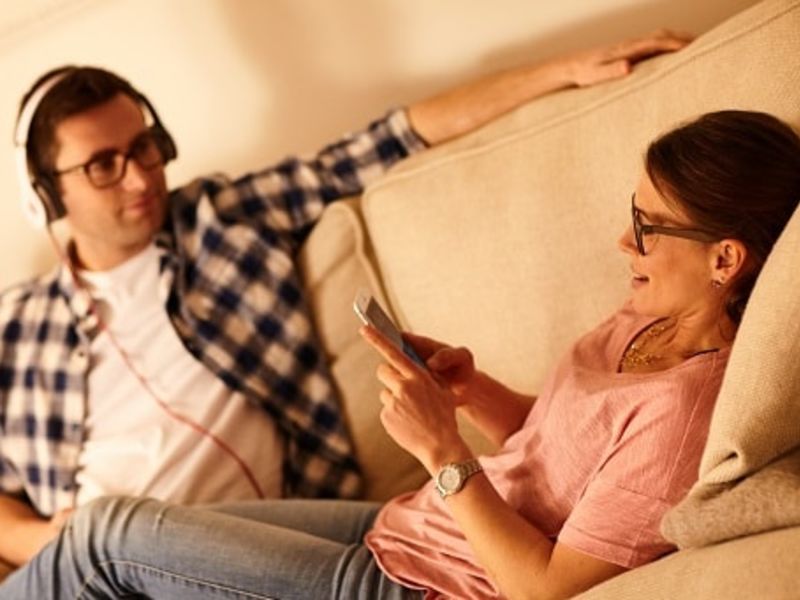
[402,332,533,445]
[458,371,536,446]
[408,30,692,145]
[442,466,628,600]
[363,326,627,599]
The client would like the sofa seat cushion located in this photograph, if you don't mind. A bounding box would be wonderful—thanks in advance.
[576,525,800,600]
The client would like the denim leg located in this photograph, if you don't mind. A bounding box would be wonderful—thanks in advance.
[0,496,422,600]
[200,499,382,544]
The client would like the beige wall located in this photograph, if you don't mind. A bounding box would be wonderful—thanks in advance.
[0,0,759,290]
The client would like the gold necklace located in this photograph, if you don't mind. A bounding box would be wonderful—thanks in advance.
[620,321,669,370]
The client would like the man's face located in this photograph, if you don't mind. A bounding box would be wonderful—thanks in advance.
[53,93,169,271]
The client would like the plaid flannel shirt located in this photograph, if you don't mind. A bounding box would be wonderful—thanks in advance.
[0,109,426,516]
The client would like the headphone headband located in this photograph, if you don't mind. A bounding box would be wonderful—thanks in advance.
[14,70,71,147]
[15,70,72,228]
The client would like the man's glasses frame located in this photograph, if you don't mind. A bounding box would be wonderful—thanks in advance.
[51,128,167,189]
[631,193,719,255]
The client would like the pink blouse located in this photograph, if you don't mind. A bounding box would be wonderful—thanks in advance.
[365,305,730,599]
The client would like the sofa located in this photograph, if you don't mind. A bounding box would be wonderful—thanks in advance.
[1,0,797,593]
[298,0,800,597]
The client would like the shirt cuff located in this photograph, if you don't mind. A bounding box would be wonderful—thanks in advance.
[386,107,430,154]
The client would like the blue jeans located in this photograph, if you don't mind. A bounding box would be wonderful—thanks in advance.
[0,497,423,599]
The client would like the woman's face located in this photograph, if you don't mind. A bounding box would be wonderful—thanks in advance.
[617,174,719,319]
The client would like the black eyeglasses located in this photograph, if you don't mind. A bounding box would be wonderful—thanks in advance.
[631,193,719,255]
[53,129,167,189]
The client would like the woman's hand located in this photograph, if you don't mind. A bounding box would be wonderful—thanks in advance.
[361,326,472,474]
[558,29,694,87]
[402,332,476,399]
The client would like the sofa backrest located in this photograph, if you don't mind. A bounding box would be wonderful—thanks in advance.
[300,0,800,500]
[362,0,800,393]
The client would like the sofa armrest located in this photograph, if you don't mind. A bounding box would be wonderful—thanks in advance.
[577,526,800,600]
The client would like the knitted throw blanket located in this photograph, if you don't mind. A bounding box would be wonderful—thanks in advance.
[661,202,800,549]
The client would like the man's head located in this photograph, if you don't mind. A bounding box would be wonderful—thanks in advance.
[16,67,177,270]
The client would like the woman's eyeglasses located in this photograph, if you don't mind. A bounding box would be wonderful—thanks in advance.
[631,193,719,255]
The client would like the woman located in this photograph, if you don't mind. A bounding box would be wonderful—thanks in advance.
[4,116,800,599]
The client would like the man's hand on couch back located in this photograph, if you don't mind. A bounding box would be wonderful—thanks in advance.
[407,29,693,145]
[563,28,693,87]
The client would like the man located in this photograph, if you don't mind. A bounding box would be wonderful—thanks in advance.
[0,31,689,569]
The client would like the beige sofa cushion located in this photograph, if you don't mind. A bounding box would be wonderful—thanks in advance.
[299,200,492,500]
[661,202,800,548]
[298,199,425,500]
[361,0,800,398]
[300,0,800,505]
[576,525,800,600]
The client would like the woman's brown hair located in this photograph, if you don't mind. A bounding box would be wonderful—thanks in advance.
[645,110,800,324]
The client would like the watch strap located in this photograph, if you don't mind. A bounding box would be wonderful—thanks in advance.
[435,458,483,498]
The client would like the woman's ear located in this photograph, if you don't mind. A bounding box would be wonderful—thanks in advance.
[710,239,748,287]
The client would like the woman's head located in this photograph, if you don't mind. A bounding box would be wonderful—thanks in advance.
[620,110,800,325]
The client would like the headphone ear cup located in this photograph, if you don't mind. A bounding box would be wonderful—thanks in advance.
[15,145,49,229]
[34,176,66,221]
[138,92,177,164]
[152,125,177,163]
[21,182,49,229]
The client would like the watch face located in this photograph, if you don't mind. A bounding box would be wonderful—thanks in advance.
[439,466,461,492]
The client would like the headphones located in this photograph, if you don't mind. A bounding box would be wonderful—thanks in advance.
[13,68,178,229]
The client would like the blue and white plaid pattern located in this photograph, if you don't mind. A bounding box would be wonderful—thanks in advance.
[0,109,426,515]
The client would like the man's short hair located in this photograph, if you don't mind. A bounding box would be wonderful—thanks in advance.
[19,66,142,179]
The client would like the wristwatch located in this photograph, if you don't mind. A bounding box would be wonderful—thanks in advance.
[435,458,483,498]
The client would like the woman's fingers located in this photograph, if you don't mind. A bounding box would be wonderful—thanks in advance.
[361,325,418,378]
[402,331,447,359]
[376,362,403,395]
[428,347,471,371]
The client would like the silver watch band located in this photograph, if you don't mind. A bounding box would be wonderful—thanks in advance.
[435,458,483,498]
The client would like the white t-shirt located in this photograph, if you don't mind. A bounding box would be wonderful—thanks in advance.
[75,243,284,505]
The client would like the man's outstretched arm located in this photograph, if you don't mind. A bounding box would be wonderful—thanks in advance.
[408,30,692,145]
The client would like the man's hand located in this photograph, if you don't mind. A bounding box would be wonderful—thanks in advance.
[49,508,74,532]
[560,29,694,87]
[408,28,693,145]
[27,508,74,559]
[0,494,75,567]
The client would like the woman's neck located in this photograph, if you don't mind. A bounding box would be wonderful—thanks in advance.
[657,310,736,357]
[620,309,736,374]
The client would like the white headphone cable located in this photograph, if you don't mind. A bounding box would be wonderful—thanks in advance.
[45,226,266,501]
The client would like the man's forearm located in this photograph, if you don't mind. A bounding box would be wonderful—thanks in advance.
[0,494,56,566]
[406,30,691,145]
[407,60,570,145]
